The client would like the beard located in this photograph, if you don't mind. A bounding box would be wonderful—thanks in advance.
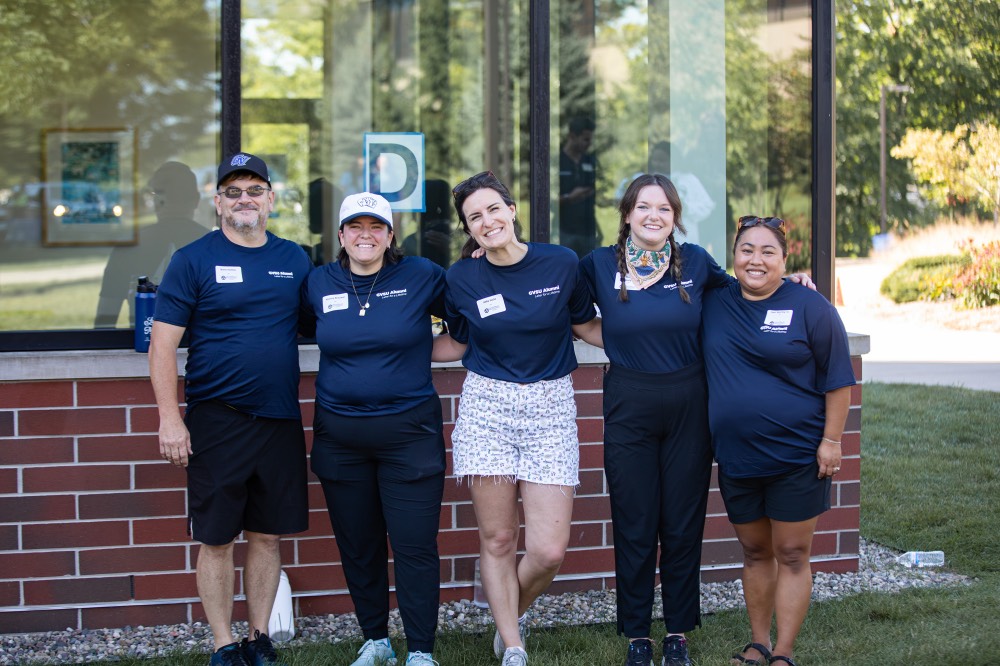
[221,204,267,236]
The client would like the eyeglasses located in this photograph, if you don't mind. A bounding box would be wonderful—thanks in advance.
[452,170,498,199]
[218,185,271,199]
[737,215,786,234]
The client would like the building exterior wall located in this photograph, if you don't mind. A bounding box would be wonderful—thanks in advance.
[0,340,865,634]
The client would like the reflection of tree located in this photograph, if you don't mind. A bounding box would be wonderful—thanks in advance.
[0,0,216,185]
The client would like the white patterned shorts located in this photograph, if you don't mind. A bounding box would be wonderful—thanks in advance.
[452,371,579,487]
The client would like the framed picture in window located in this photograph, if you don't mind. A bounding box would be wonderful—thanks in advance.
[41,127,139,246]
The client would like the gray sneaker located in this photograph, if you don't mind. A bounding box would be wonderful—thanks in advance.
[350,638,397,666]
[492,615,531,658]
[501,647,528,666]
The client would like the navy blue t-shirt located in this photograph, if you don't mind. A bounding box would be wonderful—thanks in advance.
[702,281,856,478]
[578,243,732,373]
[305,256,446,416]
[154,230,312,419]
[445,243,597,383]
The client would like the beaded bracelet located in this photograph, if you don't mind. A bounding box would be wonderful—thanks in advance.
[822,437,841,445]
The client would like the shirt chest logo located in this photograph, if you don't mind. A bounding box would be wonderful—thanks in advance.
[215,266,243,283]
[477,294,506,318]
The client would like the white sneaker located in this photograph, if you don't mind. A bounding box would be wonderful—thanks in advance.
[492,614,531,658]
[405,652,438,666]
[350,638,397,666]
[501,647,528,666]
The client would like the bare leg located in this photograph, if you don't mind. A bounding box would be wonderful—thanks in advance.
[244,531,282,639]
[469,478,523,650]
[732,519,777,663]
[197,541,236,648]
[771,518,818,659]
[516,481,574,615]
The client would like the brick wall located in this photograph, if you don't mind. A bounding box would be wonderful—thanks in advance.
[0,348,863,634]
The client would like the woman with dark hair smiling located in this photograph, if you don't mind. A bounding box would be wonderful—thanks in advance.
[702,216,855,666]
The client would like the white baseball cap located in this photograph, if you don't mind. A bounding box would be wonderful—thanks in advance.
[339,192,393,229]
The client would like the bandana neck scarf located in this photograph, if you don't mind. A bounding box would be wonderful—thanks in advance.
[625,235,672,289]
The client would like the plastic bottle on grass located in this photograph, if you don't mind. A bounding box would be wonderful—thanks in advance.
[896,550,945,568]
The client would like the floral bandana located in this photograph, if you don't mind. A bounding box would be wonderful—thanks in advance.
[625,235,672,289]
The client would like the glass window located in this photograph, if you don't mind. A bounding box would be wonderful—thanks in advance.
[0,1,221,334]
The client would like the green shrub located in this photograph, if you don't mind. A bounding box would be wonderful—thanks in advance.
[879,254,967,303]
[954,240,1000,309]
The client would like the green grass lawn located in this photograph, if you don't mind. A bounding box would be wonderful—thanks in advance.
[82,383,1000,665]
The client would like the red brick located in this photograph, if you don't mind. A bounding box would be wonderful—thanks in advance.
[296,537,341,565]
[0,580,19,605]
[707,488,727,515]
[77,380,157,406]
[0,382,73,408]
[432,369,468,396]
[439,397,452,422]
[298,375,317,400]
[0,494,76,524]
[134,462,187,489]
[438,529,481,556]
[838,529,860,555]
[24,576,131,605]
[844,405,861,433]
[570,495,611,522]
[836,480,860,507]
[577,419,605,445]
[297,509,334,538]
[547,575,610,595]
[284,564,346,592]
[129,407,161,435]
[579,442,605,469]
[19,408,126,437]
[442,481,472,504]
[561,546,614,573]
[0,525,17,551]
[452,555,476,582]
[814,556,859,574]
[0,437,74,465]
[701,567,741,583]
[80,545,187,575]
[0,551,75,579]
[811,531,837,557]
[300,402,315,428]
[0,468,15,494]
[455,503,477,529]
[441,586,473,604]
[79,490,185,519]
[78,435,160,462]
[192,599,249,623]
[841,431,861,457]
[23,521,130,549]
[133,572,199,600]
[850,383,863,406]
[574,392,603,417]
[0,608,77,633]
[577,469,605,496]
[82,603,189,630]
[571,365,605,390]
[852,356,863,380]
[0,411,12,437]
[298,593,355,617]
[816,505,861,532]
[567,522,604,548]
[132,517,192,545]
[702,539,744,566]
[23,464,130,493]
[702,515,736,541]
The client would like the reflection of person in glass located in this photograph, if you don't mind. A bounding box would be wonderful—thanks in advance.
[94,161,208,328]
[303,192,450,666]
[558,117,599,258]
[702,216,854,666]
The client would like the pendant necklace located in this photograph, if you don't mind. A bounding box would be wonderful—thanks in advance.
[349,266,382,316]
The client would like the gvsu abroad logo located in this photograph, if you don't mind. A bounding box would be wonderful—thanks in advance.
[759,325,789,334]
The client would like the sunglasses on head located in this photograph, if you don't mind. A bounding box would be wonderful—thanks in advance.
[218,185,271,199]
[738,215,786,234]
[452,170,499,199]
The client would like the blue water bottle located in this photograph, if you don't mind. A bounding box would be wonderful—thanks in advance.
[134,276,157,353]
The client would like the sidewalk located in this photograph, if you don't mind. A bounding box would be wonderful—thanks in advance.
[835,258,1000,392]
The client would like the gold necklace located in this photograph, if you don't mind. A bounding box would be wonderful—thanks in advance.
[349,266,382,316]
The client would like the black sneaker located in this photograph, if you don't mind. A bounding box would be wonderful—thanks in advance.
[625,638,654,666]
[243,630,286,666]
[210,641,250,666]
[661,635,692,666]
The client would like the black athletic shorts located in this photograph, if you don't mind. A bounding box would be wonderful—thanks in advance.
[185,400,309,545]
[718,461,832,524]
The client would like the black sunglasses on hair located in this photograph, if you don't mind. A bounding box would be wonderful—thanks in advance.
[452,170,498,199]
[738,215,786,234]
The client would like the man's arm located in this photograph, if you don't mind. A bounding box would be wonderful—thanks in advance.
[149,321,191,467]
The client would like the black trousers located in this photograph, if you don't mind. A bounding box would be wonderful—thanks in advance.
[312,395,445,653]
[603,363,713,637]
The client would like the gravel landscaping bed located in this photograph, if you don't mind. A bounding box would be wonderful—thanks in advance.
[0,539,967,665]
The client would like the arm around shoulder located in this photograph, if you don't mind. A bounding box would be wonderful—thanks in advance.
[572,316,604,348]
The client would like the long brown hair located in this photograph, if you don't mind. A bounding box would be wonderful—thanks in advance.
[614,173,689,303]
[451,171,523,258]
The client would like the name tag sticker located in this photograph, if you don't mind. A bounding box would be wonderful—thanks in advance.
[322,293,349,313]
[613,272,640,291]
[215,266,243,283]
[765,309,793,326]
[477,294,507,318]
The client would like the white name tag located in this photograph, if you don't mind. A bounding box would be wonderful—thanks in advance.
[322,293,349,313]
[477,294,507,318]
[215,266,243,283]
[613,272,639,291]
[765,309,794,326]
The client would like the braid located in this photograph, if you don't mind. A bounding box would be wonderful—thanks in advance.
[669,234,690,304]
[615,224,631,302]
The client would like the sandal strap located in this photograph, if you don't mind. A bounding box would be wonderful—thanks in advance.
[732,643,772,665]
[769,656,798,666]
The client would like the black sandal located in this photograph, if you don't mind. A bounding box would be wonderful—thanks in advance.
[732,643,772,665]
[769,656,798,666]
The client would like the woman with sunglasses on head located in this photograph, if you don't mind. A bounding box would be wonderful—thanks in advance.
[701,216,855,666]
[434,171,599,666]
[302,192,448,666]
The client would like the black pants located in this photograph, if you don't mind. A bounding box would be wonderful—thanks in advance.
[603,363,713,637]
[312,396,445,653]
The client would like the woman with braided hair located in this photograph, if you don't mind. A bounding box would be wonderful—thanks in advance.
[577,174,814,666]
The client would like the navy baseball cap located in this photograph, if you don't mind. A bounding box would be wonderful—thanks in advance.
[217,153,270,187]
